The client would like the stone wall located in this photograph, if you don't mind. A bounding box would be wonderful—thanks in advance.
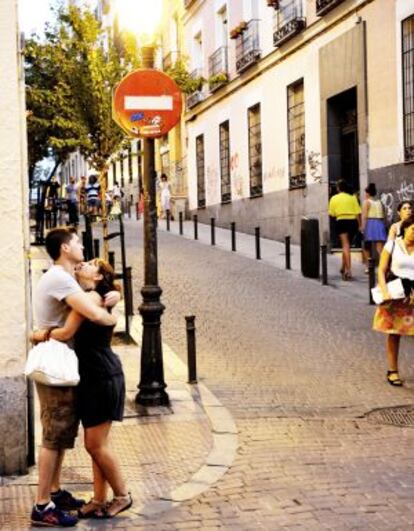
[192,181,329,245]
[0,0,31,475]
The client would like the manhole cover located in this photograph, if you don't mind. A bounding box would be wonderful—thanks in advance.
[365,405,414,427]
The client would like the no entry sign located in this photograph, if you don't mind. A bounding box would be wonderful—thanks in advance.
[112,69,182,138]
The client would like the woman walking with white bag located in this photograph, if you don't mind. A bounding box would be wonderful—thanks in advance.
[373,215,414,386]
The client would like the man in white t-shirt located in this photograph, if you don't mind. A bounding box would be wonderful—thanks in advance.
[30,227,119,527]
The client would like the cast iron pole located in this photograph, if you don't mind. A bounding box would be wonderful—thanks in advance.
[136,47,169,407]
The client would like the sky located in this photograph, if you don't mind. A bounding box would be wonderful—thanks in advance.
[18,0,96,36]
[18,0,53,35]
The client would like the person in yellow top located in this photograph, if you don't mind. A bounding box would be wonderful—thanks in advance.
[328,179,362,280]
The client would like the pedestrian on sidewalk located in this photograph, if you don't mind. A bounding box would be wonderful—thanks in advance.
[85,175,101,217]
[66,176,79,227]
[388,200,413,240]
[30,227,120,527]
[78,176,87,216]
[328,179,362,280]
[34,258,132,519]
[373,215,414,386]
[361,183,387,271]
[159,173,172,220]
[45,175,60,229]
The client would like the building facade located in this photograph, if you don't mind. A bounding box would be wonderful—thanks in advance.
[0,0,31,474]
[182,0,414,244]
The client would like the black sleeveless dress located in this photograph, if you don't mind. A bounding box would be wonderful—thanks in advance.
[74,320,125,428]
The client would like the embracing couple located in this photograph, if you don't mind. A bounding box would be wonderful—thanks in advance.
[30,227,132,527]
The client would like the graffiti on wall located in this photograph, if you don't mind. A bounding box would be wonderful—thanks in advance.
[230,152,243,198]
[307,151,322,183]
[380,180,414,224]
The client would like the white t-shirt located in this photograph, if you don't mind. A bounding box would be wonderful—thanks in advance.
[385,238,414,280]
[34,265,82,328]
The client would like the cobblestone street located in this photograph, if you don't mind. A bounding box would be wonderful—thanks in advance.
[119,218,414,529]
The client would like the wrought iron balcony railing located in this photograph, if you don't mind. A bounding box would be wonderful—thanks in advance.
[186,68,205,110]
[162,51,181,71]
[208,46,228,92]
[235,19,261,73]
[273,0,306,47]
[316,0,345,16]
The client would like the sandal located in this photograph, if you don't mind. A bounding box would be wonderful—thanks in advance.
[387,370,403,387]
[105,492,133,518]
[78,499,107,519]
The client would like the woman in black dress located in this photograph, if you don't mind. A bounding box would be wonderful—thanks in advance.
[44,259,132,518]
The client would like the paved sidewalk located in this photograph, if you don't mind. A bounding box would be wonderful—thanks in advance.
[155,218,372,305]
[0,246,237,529]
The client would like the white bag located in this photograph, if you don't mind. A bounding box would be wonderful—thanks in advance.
[24,338,80,386]
[371,278,406,305]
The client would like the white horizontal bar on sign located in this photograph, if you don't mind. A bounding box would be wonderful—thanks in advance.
[124,96,173,110]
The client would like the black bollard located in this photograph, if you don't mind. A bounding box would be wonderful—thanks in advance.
[285,236,291,270]
[193,214,198,240]
[231,222,236,252]
[84,215,93,260]
[136,202,140,220]
[82,231,88,258]
[368,258,376,305]
[127,201,131,219]
[210,217,215,246]
[321,244,328,285]
[166,210,171,231]
[93,238,100,259]
[185,316,197,384]
[179,211,183,235]
[125,266,134,317]
[108,250,115,270]
[255,227,261,260]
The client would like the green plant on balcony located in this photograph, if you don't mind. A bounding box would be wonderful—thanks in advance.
[208,72,228,87]
[164,59,205,94]
[230,21,248,39]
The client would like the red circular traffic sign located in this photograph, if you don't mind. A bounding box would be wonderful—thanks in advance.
[112,69,182,138]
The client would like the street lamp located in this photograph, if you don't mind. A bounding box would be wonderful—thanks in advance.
[115,0,170,406]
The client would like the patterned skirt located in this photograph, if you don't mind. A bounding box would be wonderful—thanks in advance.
[373,298,414,335]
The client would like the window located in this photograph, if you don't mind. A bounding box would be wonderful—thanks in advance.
[287,79,306,188]
[273,0,306,47]
[219,121,231,203]
[402,16,414,162]
[196,135,206,208]
[192,31,203,72]
[216,6,228,48]
[248,103,263,197]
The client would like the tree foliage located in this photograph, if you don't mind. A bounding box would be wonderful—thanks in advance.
[25,2,140,181]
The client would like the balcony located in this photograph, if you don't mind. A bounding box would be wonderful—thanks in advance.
[316,0,346,16]
[186,68,205,110]
[235,20,261,73]
[273,1,306,47]
[208,46,228,92]
[162,51,181,71]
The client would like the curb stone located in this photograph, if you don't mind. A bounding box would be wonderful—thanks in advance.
[128,315,239,517]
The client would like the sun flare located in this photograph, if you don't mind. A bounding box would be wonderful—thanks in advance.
[115,0,163,40]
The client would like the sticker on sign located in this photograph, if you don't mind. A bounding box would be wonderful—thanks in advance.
[124,96,173,111]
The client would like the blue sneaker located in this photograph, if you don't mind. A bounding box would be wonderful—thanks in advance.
[31,502,78,527]
[51,489,85,510]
